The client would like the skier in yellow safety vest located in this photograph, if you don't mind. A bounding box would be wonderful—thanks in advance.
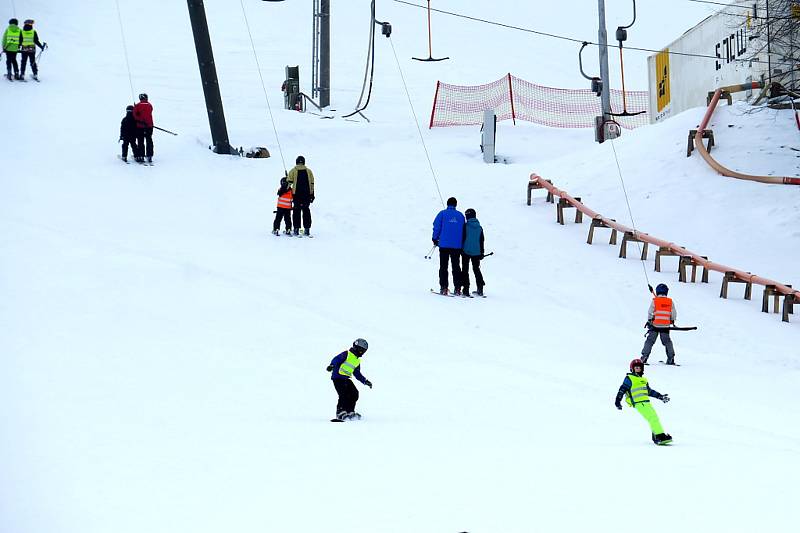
[615,358,672,445]
[326,338,372,421]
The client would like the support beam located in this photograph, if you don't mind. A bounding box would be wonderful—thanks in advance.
[187,0,233,154]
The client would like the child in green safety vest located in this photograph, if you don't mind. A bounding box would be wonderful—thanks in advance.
[326,338,372,421]
[2,18,21,81]
[615,358,672,445]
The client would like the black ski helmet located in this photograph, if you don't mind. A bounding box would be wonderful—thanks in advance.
[655,283,669,296]
[352,338,368,356]
[465,208,476,219]
[630,358,644,374]
[9,18,18,25]
[296,155,305,165]
[139,93,148,101]
[126,105,134,112]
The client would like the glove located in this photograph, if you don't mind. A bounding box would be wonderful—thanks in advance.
[432,239,439,246]
[364,379,373,389]
[615,402,622,410]
[479,254,484,260]
[325,364,333,372]
[660,394,670,403]
[309,194,315,203]
[42,42,48,49]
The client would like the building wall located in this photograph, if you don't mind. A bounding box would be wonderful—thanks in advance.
[648,2,769,123]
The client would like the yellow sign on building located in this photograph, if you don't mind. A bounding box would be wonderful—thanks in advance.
[656,49,671,113]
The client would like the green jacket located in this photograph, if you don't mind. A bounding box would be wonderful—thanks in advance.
[286,164,315,197]
[3,24,21,52]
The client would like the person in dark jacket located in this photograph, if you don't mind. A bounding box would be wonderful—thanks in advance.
[460,208,485,297]
[272,177,293,235]
[286,155,315,236]
[133,93,154,163]
[19,19,45,81]
[432,197,465,295]
[119,105,139,162]
[326,338,372,421]
[615,358,672,445]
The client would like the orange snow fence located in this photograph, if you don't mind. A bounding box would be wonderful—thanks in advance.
[429,74,649,129]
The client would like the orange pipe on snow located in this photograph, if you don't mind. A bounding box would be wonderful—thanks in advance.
[528,174,800,303]
[694,88,800,186]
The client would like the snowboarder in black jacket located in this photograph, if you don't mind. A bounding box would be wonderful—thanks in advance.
[119,105,138,162]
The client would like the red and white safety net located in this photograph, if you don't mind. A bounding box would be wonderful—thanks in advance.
[429,74,649,130]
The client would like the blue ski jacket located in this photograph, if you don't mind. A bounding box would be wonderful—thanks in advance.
[462,218,484,257]
[329,351,368,384]
[432,206,465,249]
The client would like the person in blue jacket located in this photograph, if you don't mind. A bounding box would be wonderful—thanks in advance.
[432,197,465,295]
[326,338,372,421]
[461,208,485,296]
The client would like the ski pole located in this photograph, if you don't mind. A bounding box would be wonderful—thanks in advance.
[153,125,178,136]
[482,251,494,259]
[36,43,47,63]
[424,244,437,259]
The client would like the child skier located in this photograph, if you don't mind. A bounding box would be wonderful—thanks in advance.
[615,358,672,445]
[461,208,485,297]
[326,338,372,421]
[272,177,293,235]
[119,105,138,163]
[641,283,677,365]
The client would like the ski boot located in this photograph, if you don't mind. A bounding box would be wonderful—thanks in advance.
[121,156,128,163]
[304,228,310,237]
[346,412,362,420]
[146,156,153,164]
[14,73,22,81]
[293,229,300,237]
[335,410,348,421]
[454,288,462,296]
[5,73,12,81]
[654,433,673,445]
[32,74,38,81]
[272,229,279,236]
[439,288,449,296]
[284,229,292,235]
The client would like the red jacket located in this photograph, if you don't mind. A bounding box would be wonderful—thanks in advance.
[133,101,154,128]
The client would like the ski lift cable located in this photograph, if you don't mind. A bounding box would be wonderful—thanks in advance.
[386,36,445,207]
[392,0,792,67]
[239,0,288,173]
[114,0,136,102]
[608,135,652,289]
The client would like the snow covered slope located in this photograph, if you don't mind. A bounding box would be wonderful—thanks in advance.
[1,1,798,533]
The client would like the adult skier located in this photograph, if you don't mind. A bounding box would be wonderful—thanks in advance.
[461,208,485,297]
[133,93,154,163]
[286,155,315,236]
[615,358,672,445]
[19,19,45,81]
[119,105,138,163]
[641,283,677,365]
[2,18,21,81]
[326,338,372,421]
[432,197,465,295]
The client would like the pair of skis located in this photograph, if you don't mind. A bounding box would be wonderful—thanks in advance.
[430,289,486,299]
[118,155,154,166]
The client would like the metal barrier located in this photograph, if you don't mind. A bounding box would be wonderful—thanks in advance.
[527,173,798,322]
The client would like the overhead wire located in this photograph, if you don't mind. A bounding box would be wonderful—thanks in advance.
[114,0,136,102]
[392,0,793,67]
[386,36,445,207]
[239,0,288,172]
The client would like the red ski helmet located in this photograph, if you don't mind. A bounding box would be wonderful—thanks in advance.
[630,358,644,373]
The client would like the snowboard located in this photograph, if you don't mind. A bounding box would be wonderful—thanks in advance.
[430,289,473,298]
[658,361,681,366]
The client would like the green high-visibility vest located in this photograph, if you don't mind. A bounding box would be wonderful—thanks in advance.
[3,26,21,52]
[338,351,360,377]
[625,374,651,406]
[21,29,35,48]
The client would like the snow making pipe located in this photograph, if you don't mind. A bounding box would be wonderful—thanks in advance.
[694,88,800,186]
[528,174,800,303]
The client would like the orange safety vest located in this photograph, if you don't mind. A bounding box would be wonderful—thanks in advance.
[277,189,293,209]
[652,296,673,327]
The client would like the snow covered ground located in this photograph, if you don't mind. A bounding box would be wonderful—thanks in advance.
[2,1,799,533]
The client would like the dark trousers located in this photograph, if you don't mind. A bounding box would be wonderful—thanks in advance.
[333,378,359,414]
[439,248,462,291]
[20,51,37,75]
[292,201,312,230]
[460,253,484,293]
[136,127,154,158]
[5,51,18,75]
[273,207,292,231]
[121,137,138,159]
[641,328,676,364]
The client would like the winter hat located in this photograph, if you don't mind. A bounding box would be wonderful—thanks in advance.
[446,197,457,207]
[23,19,33,25]
[9,18,18,25]
[465,208,476,219]
[126,105,134,112]
[296,155,305,165]
[280,177,288,187]
[139,93,148,102]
